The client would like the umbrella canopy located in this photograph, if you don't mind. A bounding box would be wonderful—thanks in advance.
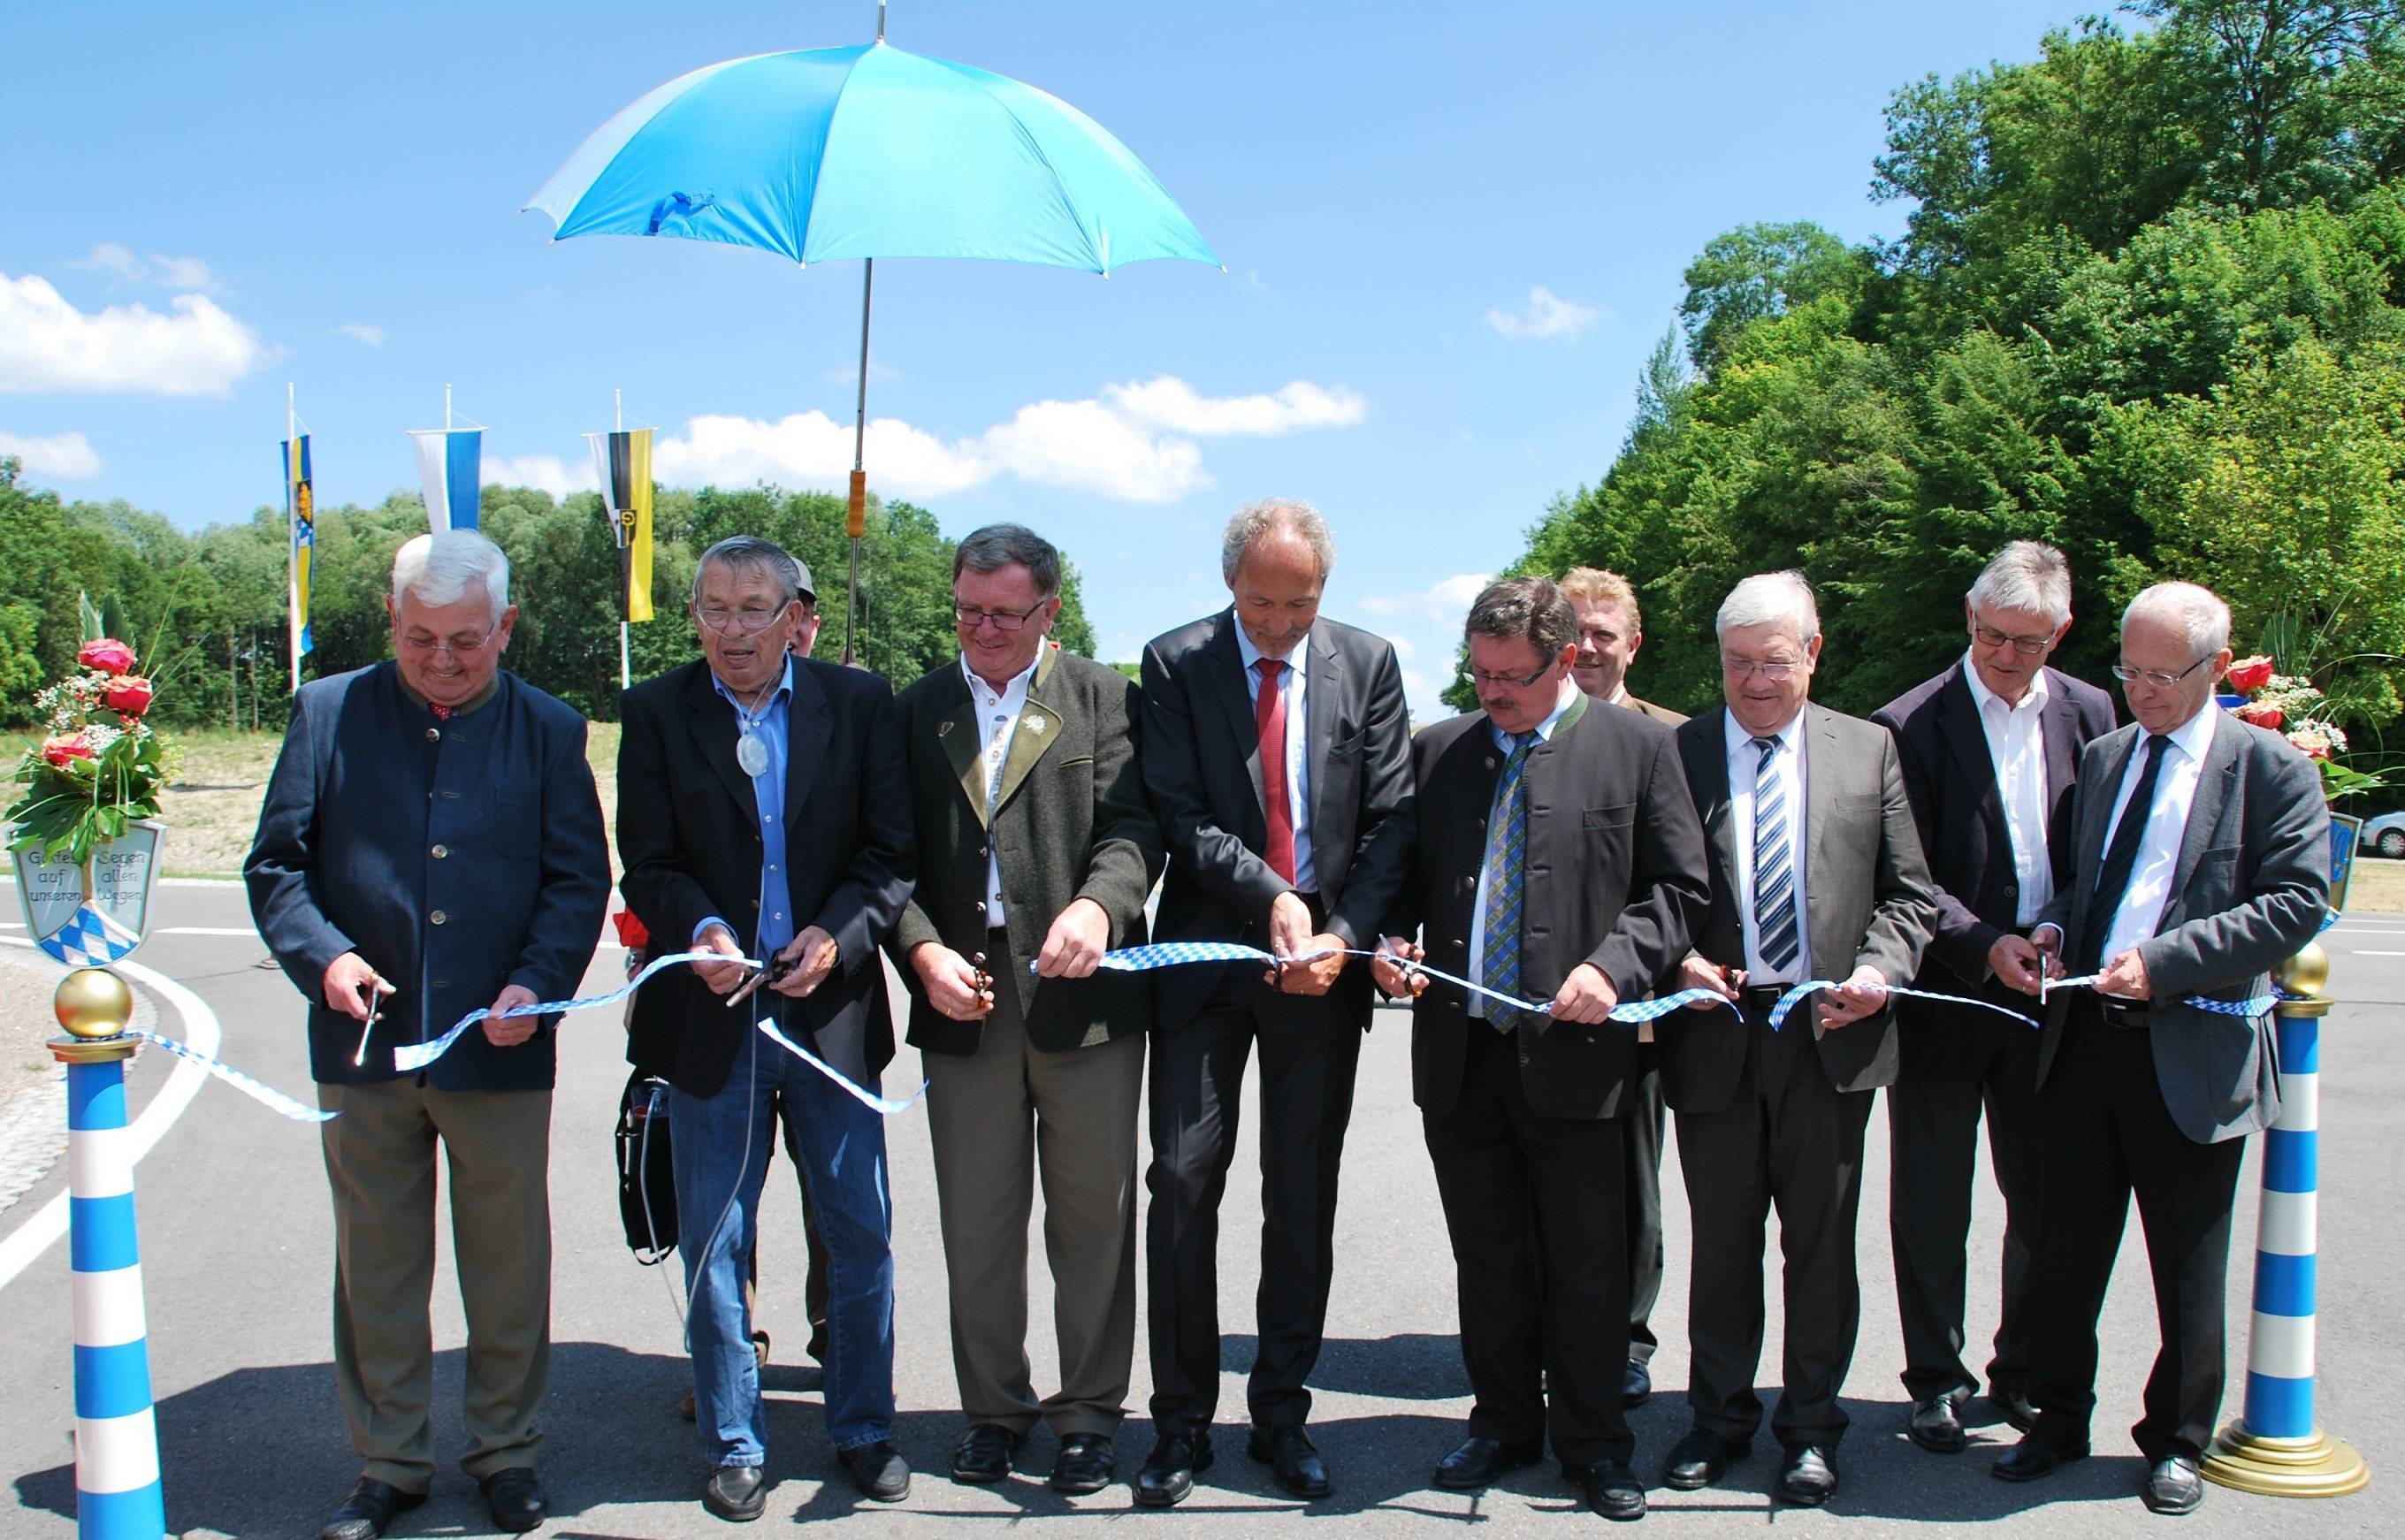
[525,42,1219,273]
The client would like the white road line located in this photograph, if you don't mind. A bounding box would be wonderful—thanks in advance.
[2349,950,2405,957]
[0,944,219,1292]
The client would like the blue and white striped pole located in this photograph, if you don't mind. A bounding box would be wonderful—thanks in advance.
[2203,942,2369,1498]
[50,967,166,1539]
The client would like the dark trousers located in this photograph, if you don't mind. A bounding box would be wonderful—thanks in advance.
[1429,1025,1633,1470]
[1676,1002,1875,1449]
[1145,966,1364,1431]
[2027,1003,2247,1461]
[1888,1013,2042,1403]
[1624,1042,1666,1364]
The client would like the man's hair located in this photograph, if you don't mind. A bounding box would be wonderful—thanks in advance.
[1967,540,2072,628]
[954,522,1062,598]
[392,530,509,614]
[1464,576,1576,660]
[691,535,801,607]
[1560,566,1642,632]
[1221,498,1336,585]
[1714,569,1820,644]
[2124,581,2232,659]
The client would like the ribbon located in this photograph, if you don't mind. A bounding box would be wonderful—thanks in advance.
[123,1030,336,1123]
[1760,980,2040,1034]
[753,1015,927,1117]
[2041,972,2283,1020]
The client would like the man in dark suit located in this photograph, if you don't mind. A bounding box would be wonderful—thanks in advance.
[1662,570,1936,1507]
[618,536,916,1522]
[1562,565,1685,1410]
[1871,541,2118,1453]
[1374,576,1707,1521]
[248,530,609,1540]
[1135,498,1414,1506]
[889,524,1164,1496]
[1992,581,2329,1515]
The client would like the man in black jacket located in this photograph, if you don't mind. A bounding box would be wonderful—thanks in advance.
[248,530,609,1540]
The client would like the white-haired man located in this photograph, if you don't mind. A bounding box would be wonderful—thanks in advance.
[1993,582,2328,1515]
[249,531,611,1540]
[1661,571,1935,1507]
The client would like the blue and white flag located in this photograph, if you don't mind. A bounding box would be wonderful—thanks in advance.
[408,428,483,532]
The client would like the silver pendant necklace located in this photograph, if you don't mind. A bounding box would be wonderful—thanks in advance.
[734,676,778,777]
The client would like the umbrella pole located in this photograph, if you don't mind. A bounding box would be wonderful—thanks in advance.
[843,257,874,665]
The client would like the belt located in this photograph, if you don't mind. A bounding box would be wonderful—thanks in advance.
[2097,995,2150,1030]
[1739,982,1791,1018]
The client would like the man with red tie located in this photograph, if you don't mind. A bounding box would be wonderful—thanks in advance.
[1134,499,1416,1507]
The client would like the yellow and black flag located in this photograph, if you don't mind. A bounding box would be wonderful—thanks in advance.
[283,434,315,655]
[585,428,654,622]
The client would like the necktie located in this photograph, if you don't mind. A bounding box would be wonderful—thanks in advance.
[1255,658,1296,885]
[1752,736,1799,977]
[2076,733,2173,973]
[1479,733,1536,1032]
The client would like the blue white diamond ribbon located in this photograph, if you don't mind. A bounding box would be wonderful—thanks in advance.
[2041,972,2282,1020]
[120,1029,335,1122]
[1762,980,2042,1033]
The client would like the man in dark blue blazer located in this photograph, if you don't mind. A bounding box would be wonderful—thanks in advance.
[1871,541,2117,1454]
[248,530,609,1540]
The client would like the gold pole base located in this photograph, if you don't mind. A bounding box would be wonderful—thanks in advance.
[2203,1421,2371,1498]
[48,1033,137,1065]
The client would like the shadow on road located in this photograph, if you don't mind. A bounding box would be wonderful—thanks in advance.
[1220,1330,1472,1400]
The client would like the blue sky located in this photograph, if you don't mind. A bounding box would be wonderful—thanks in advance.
[2,0,2096,713]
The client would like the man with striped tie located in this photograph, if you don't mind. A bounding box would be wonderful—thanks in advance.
[1661,571,1936,1507]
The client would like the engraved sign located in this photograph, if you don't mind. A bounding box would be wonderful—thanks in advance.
[11,819,163,966]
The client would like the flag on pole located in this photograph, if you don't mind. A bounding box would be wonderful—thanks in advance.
[408,429,484,532]
[282,434,315,657]
[585,428,655,622]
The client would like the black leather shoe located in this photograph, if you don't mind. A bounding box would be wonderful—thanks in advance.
[1777,1444,1839,1506]
[1988,1385,2037,1434]
[2142,1455,2204,1514]
[1576,1459,1647,1521]
[479,1468,547,1533]
[951,1423,1025,1484]
[1623,1358,1653,1409]
[1134,1429,1212,1508]
[1907,1395,1967,1453]
[1432,1436,1543,1490]
[1990,1432,2088,1482]
[1051,1433,1116,1495]
[1248,1422,1331,1499]
[838,1441,912,1502]
[1661,1429,1746,1490]
[323,1479,426,1540]
[701,1465,766,1523]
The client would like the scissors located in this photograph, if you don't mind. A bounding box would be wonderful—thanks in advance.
[724,952,790,1010]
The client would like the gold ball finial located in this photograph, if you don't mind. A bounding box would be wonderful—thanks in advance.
[2275,941,2330,1002]
[54,968,134,1040]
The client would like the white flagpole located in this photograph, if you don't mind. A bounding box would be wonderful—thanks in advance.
[286,382,301,693]
[615,388,630,691]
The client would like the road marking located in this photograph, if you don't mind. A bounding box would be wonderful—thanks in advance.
[0,945,220,1293]
[2348,950,2405,957]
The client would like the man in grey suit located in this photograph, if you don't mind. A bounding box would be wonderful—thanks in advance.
[1662,570,1936,1507]
[1991,581,2329,1515]
[890,524,1164,1496]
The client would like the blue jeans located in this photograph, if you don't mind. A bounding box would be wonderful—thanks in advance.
[671,1032,896,1466]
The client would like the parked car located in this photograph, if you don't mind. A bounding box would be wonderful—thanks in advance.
[2363,811,2405,858]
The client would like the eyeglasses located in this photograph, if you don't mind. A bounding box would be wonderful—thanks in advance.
[397,623,499,658]
[2110,655,2210,690]
[1973,622,2056,656]
[1721,657,1803,682]
[695,603,794,637]
[1468,659,1557,690]
[955,600,1047,633]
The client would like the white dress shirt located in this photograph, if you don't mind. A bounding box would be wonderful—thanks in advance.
[964,651,1042,928]
[1724,708,1811,985]
[1234,623,1317,894]
[1961,655,2054,926]
[1469,677,1582,1016]
[2093,704,2218,972]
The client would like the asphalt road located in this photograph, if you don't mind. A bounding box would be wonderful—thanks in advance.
[0,885,2398,1538]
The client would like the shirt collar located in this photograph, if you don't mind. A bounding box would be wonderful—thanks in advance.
[1960,652,2050,716]
[1234,620,1309,674]
[2159,698,2219,763]
[711,656,793,718]
[1493,675,1584,750]
[1724,702,1807,761]
[960,649,1041,705]
[393,665,502,718]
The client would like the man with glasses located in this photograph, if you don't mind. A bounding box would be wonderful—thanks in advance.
[617,535,916,1521]
[1374,577,1707,1521]
[1993,582,2328,1515]
[1661,570,1935,1507]
[888,524,1164,1494]
[1870,542,2117,1456]
[248,531,610,1540]
[1134,499,1414,1506]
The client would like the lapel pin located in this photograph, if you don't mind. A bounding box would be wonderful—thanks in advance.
[938,720,953,736]
[1027,716,1047,733]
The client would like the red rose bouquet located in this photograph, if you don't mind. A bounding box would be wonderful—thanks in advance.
[8,636,173,862]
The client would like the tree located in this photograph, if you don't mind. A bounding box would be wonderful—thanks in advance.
[1678,222,1866,374]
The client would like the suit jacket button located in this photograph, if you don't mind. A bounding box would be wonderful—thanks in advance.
[979,846,989,858]
[431,844,449,859]
[426,728,441,743]
[430,910,447,926]
[1462,876,1477,892]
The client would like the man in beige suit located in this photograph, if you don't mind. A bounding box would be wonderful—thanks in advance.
[1564,567,1687,728]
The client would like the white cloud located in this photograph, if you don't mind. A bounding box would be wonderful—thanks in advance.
[68,243,224,294]
[0,272,270,396]
[649,374,1359,504]
[334,323,386,347]
[0,429,103,479]
[1484,286,1604,342]
[821,360,901,385]
[484,454,597,501]
[1359,571,1494,622]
